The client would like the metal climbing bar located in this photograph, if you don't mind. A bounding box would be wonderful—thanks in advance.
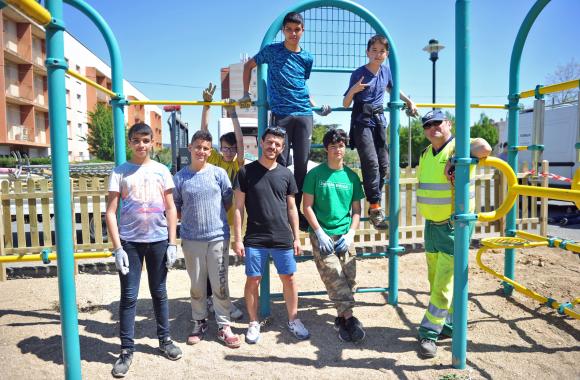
[476,237,579,319]
[127,99,244,106]
[516,230,580,254]
[520,78,580,99]
[3,0,52,25]
[0,251,112,263]
[415,103,507,109]
[67,69,117,97]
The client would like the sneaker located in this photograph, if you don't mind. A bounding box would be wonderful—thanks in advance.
[337,318,351,342]
[187,319,208,345]
[344,316,366,344]
[159,338,182,361]
[419,338,437,358]
[207,297,214,314]
[111,349,133,378]
[246,321,261,344]
[333,316,345,331]
[298,212,309,232]
[230,304,244,321]
[368,207,388,230]
[288,319,310,340]
[218,325,242,348]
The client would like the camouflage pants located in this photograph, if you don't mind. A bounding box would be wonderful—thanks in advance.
[309,232,357,315]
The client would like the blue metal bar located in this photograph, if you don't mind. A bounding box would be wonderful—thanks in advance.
[271,287,388,298]
[451,0,471,369]
[45,1,82,378]
[64,0,126,166]
[505,0,550,296]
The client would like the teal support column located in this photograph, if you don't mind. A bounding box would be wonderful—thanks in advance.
[64,0,126,165]
[505,0,550,296]
[451,0,472,369]
[45,0,82,378]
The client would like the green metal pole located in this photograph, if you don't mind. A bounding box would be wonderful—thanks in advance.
[451,0,472,369]
[505,0,550,295]
[64,0,126,165]
[45,0,82,378]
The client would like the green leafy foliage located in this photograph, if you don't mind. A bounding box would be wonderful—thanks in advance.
[471,113,499,148]
[309,123,360,168]
[86,103,131,161]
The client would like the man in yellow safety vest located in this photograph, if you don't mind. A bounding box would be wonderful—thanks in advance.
[416,109,491,358]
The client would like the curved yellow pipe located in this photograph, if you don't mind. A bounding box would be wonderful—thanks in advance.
[477,246,579,319]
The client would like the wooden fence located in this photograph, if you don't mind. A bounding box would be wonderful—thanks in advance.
[0,162,549,280]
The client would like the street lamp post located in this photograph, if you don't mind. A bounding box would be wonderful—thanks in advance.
[423,39,445,107]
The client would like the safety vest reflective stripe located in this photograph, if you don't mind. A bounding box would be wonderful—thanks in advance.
[418,183,451,190]
[417,196,452,205]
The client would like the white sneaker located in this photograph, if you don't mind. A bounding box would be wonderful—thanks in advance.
[246,321,261,344]
[288,319,310,340]
[230,304,244,321]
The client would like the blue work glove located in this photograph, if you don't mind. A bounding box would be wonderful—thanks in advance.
[334,229,355,255]
[114,247,129,275]
[166,244,177,269]
[315,104,332,116]
[314,228,334,255]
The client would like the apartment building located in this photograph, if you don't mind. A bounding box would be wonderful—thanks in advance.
[1,6,163,162]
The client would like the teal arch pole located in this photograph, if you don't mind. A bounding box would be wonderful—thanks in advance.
[256,0,403,317]
[504,0,550,296]
[64,0,126,165]
[45,0,82,378]
[451,0,472,369]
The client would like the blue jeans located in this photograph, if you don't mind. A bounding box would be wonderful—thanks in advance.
[119,239,169,351]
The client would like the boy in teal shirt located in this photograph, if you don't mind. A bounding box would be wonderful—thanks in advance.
[302,129,366,343]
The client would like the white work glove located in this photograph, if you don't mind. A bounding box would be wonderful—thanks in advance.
[315,104,332,116]
[314,228,334,255]
[114,247,129,275]
[334,229,355,255]
[202,82,216,102]
[238,91,252,109]
[166,244,177,269]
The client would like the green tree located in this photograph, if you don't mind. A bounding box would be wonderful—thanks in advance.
[398,118,430,167]
[153,147,173,168]
[471,113,499,148]
[86,103,130,161]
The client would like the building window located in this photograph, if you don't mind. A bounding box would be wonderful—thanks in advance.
[76,93,82,109]
[67,120,72,138]
[66,89,71,108]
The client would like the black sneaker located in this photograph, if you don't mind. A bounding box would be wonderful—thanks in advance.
[298,212,309,232]
[419,338,437,358]
[159,338,182,361]
[337,317,352,342]
[344,316,366,343]
[111,349,133,378]
[333,316,345,331]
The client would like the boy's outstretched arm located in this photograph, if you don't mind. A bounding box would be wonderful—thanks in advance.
[386,87,418,116]
[105,191,122,250]
[343,76,369,108]
[164,190,177,245]
[225,99,245,166]
[309,97,332,116]
[239,59,257,108]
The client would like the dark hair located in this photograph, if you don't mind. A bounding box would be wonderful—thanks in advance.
[220,132,236,146]
[261,126,286,141]
[323,128,348,148]
[282,12,304,28]
[502,142,508,148]
[367,35,389,51]
[191,130,212,144]
[128,123,153,140]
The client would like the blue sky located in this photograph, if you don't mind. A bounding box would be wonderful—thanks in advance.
[61,0,580,143]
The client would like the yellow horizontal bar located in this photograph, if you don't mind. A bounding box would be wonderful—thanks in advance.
[513,184,580,204]
[415,103,507,109]
[4,0,51,25]
[513,146,529,151]
[520,79,580,99]
[0,251,112,263]
[67,69,117,98]
[477,247,579,319]
[516,230,580,254]
[128,100,241,106]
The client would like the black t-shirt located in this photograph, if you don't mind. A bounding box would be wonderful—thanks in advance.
[234,161,298,248]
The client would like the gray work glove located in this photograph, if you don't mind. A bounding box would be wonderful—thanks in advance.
[166,244,177,269]
[314,228,334,255]
[114,247,129,275]
[238,91,252,109]
[315,104,332,116]
[202,82,217,102]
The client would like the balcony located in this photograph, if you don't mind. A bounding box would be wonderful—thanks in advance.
[8,125,30,142]
[5,82,34,106]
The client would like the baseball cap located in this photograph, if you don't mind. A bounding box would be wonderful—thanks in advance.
[421,109,447,128]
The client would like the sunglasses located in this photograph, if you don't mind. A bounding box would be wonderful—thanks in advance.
[423,120,444,130]
[220,146,237,153]
[264,126,287,136]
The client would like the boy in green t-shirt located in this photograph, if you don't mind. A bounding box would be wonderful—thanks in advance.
[302,129,366,343]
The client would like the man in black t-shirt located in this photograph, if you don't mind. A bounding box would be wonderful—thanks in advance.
[234,127,310,344]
